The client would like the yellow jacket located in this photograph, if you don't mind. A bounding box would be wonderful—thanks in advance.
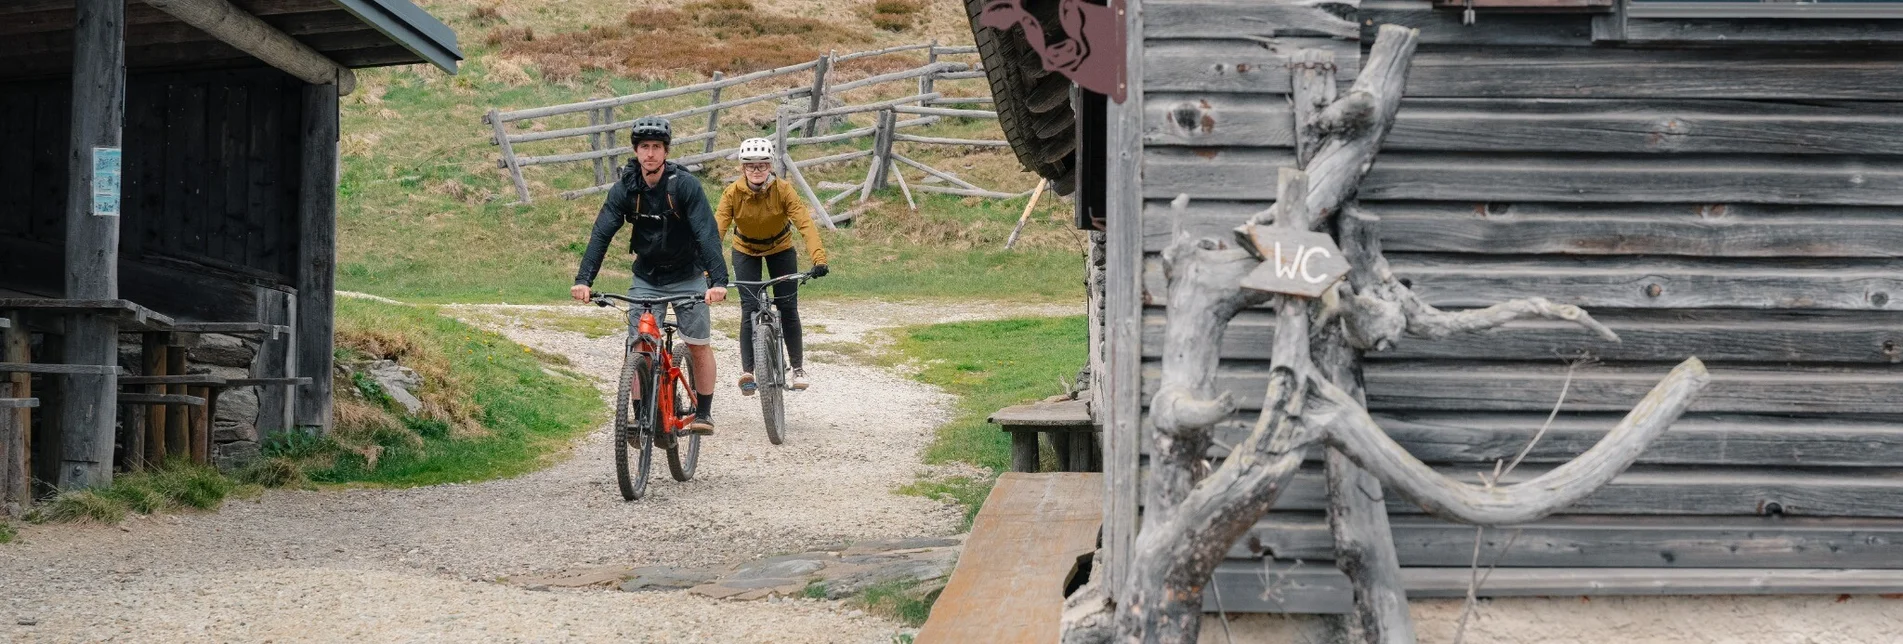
[715,177,828,265]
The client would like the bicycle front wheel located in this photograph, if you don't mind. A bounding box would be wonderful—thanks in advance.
[666,343,701,482]
[615,351,655,501]
[756,319,787,445]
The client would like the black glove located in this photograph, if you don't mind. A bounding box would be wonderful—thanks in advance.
[809,264,829,279]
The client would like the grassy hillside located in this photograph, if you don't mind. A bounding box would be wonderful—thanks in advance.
[335,0,1086,305]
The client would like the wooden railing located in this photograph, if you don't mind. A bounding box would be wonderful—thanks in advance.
[482,41,1007,206]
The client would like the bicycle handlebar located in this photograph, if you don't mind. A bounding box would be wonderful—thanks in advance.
[591,292,707,308]
[728,272,812,288]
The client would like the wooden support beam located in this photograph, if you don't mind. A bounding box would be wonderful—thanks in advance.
[1,313,26,516]
[60,0,127,490]
[294,83,338,434]
[141,0,357,94]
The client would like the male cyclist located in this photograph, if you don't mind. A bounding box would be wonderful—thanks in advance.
[572,116,730,434]
[715,137,829,394]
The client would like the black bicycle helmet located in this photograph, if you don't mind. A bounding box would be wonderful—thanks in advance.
[629,116,672,147]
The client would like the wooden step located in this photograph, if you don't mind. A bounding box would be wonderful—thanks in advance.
[917,473,1103,644]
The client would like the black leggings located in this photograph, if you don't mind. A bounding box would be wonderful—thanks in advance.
[733,248,802,373]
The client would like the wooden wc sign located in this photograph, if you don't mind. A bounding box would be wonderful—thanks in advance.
[1238,227,1350,298]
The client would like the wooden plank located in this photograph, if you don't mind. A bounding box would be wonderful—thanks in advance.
[1142,308,1903,364]
[493,58,820,122]
[117,393,207,406]
[1142,200,1903,257]
[1237,465,1903,518]
[1167,411,1903,468]
[1144,38,1361,94]
[1381,99,1903,155]
[1394,254,1903,311]
[1142,147,1298,200]
[141,334,166,465]
[120,374,228,385]
[224,377,311,387]
[1147,0,1360,39]
[1244,514,1903,568]
[165,341,188,460]
[990,400,1094,427]
[1101,0,1145,596]
[0,399,39,409]
[1208,562,1903,614]
[0,313,24,514]
[59,0,128,489]
[1143,359,1903,414]
[1404,48,1903,100]
[916,473,1103,644]
[1622,18,1903,44]
[1362,0,1594,47]
[1143,92,1294,148]
[1148,151,1903,204]
[293,83,337,433]
[1141,254,1903,311]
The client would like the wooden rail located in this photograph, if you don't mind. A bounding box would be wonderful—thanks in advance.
[497,43,1004,206]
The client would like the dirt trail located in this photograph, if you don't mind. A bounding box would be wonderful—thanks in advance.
[0,299,1079,643]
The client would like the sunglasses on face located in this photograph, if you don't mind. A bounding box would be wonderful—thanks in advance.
[742,164,772,173]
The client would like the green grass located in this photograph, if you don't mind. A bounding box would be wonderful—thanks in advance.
[332,36,1082,307]
[860,579,938,627]
[0,521,14,544]
[891,315,1087,523]
[34,463,249,524]
[897,316,1087,470]
[269,298,605,487]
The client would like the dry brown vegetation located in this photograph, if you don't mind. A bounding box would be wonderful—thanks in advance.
[863,0,927,32]
[489,0,882,81]
[335,323,486,440]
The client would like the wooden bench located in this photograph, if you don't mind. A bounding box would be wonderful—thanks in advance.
[989,398,1098,473]
[917,473,1104,644]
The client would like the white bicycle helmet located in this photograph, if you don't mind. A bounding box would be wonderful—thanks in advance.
[737,137,775,163]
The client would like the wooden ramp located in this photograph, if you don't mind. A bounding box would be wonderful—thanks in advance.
[918,473,1102,644]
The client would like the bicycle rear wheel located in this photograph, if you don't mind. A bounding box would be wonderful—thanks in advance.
[615,351,655,501]
[756,319,787,445]
[666,343,701,482]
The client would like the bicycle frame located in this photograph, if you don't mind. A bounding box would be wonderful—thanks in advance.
[624,304,697,437]
[732,274,807,392]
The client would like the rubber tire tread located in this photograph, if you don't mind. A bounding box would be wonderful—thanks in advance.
[757,320,787,446]
[616,351,655,501]
[666,345,700,482]
[967,0,1078,195]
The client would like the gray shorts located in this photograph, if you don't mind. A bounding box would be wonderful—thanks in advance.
[630,276,711,345]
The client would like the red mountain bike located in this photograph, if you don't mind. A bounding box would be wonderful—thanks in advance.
[593,292,703,501]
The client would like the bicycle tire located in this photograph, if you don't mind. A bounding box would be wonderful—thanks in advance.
[756,319,787,445]
[666,343,701,482]
[615,351,655,501]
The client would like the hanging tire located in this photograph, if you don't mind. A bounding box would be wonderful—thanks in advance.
[615,351,655,501]
[757,320,788,446]
[667,344,701,482]
[967,0,1077,195]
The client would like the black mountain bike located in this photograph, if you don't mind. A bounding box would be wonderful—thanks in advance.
[731,272,814,445]
[592,292,703,501]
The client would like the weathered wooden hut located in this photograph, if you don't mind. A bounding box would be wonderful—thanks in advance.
[973,0,1903,614]
[0,0,458,501]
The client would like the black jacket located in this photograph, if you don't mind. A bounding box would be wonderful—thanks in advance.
[574,161,730,288]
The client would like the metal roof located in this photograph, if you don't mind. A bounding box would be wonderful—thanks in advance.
[329,0,463,73]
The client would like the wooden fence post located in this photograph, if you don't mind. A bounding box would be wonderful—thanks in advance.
[486,108,532,204]
[704,71,724,156]
[3,312,28,515]
[779,112,836,229]
[870,109,896,191]
[604,106,619,174]
[61,0,127,489]
[920,39,938,96]
[589,108,605,186]
[801,52,832,135]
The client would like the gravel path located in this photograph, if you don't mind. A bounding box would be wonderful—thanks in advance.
[0,299,1080,643]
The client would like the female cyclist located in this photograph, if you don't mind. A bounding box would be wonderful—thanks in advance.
[715,137,829,394]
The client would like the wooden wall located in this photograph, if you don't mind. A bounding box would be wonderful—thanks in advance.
[1132,0,1903,611]
[0,66,305,320]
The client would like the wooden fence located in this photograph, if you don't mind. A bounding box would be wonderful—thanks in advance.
[481,42,1002,206]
